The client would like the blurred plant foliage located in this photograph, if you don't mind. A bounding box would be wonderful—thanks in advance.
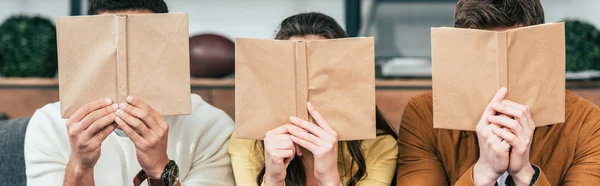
[0,15,57,77]
[565,19,600,72]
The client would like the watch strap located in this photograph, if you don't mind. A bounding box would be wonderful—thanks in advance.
[133,169,167,186]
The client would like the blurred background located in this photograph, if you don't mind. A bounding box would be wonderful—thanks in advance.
[1,0,600,80]
[1,1,600,184]
[1,0,600,135]
[1,0,600,141]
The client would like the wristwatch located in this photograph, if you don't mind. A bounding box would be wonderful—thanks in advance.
[134,160,179,186]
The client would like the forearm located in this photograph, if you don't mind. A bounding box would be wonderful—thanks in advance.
[317,169,341,186]
[472,162,500,186]
[264,178,285,186]
[64,161,95,186]
[318,179,341,186]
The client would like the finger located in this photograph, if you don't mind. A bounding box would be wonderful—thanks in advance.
[287,124,323,146]
[289,116,327,138]
[70,98,113,123]
[126,96,152,112]
[265,134,293,148]
[89,123,117,148]
[499,140,511,151]
[272,139,295,150]
[116,109,150,137]
[478,88,508,125]
[290,135,318,153]
[488,115,522,135]
[501,100,529,112]
[273,149,295,164]
[484,87,508,114]
[114,116,145,143]
[487,124,504,143]
[306,102,335,133]
[265,125,290,138]
[501,100,534,129]
[119,103,158,129]
[267,134,293,142]
[295,143,303,156]
[491,87,508,104]
[491,103,528,128]
[85,113,117,138]
[492,126,522,149]
[77,104,118,131]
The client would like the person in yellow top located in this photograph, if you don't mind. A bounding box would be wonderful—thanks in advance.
[227,12,399,186]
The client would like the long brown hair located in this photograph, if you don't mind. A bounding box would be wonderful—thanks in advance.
[255,12,397,186]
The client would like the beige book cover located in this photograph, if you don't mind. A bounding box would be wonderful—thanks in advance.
[235,37,376,140]
[57,13,191,118]
[431,23,566,131]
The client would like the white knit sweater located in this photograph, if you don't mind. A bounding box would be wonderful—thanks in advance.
[24,94,235,186]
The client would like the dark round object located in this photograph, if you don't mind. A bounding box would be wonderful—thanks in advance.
[565,19,600,72]
[189,33,235,78]
[0,15,57,77]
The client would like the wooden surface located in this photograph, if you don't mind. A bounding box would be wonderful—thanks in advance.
[1,78,600,132]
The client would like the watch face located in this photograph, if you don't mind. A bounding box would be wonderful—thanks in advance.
[168,163,179,185]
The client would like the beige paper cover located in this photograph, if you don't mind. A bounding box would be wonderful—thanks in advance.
[235,37,376,140]
[432,23,565,131]
[57,13,191,118]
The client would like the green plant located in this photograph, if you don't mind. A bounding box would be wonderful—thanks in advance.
[0,15,57,77]
[564,19,600,72]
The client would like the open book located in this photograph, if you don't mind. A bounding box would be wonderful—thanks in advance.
[235,38,376,140]
[57,13,191,118]
[431,23,566,131]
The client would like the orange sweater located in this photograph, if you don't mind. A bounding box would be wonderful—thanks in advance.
[396,91,600,185]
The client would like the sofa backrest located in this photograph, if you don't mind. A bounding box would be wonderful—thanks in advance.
[0,117,30,186]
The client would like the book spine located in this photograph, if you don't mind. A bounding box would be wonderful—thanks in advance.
[116,15,129,104]
[497,32,508,92]
[295,41,309,121]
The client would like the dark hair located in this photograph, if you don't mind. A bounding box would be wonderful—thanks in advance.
[454,0,545,29]
[274,12,348,40]
[256,12,397,186]
[88,0,169,15]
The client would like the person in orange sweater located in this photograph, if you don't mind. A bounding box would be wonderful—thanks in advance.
[396,0,600,186]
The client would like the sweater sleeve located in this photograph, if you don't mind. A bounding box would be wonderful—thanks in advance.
[180,107,235,186]
[354,135,398,185]
[396,96,453,185]
[227,132,263,186]
[560,98,600,185]
[24,104,70,186]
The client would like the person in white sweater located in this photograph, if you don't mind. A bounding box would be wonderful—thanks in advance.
[24,1,235,186]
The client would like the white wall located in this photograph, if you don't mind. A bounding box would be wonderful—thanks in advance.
[544,0,600,26]
[0,0,344,39]
[166,0,345,39]
[0,0,598,39]
[0,0,70,23]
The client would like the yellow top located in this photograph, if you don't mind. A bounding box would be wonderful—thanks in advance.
[227,131,398,186]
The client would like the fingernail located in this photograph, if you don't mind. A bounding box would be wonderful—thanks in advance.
[104,98,112,104]
[306,102,312,108]
[127,96,134,103]
[290,116,297,121]
[111,104,118,111]
[116,109,124,116]
[119,103,127,109]
[115,116,121,122]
